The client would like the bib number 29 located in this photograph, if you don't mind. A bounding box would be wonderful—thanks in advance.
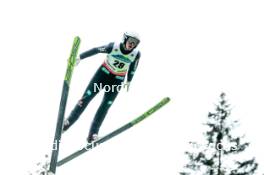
[113,60,125,69]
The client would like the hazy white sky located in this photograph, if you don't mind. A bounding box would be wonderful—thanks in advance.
[1,0,264,174]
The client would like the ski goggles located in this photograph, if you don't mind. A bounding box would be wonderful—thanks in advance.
[127,37,140,46]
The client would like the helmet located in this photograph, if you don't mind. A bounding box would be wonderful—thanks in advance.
[122,31,140,47]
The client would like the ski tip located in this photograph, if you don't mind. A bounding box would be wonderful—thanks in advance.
[74,36,81,41]
[162,97,171,103]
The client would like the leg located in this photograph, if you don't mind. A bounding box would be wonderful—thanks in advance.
[87,82,121,142]
[63,68,107,132]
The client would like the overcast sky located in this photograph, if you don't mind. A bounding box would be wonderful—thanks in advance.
[1,0,264,174]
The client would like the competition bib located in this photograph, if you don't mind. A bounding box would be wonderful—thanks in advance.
[103,42,138,76]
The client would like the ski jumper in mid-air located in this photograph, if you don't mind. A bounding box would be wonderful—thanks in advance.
[62,31,141,143]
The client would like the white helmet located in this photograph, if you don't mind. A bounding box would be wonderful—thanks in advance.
[122,31,140,47]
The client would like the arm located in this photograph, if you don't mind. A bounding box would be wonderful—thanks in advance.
[80,42,114,59]
[125,52,141,91]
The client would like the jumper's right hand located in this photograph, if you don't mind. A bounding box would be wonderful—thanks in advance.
[124,81,130,92]
[75,56,81,66]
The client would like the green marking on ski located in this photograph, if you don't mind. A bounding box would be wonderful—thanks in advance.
[65,36,81,84]
[131,97,170,125]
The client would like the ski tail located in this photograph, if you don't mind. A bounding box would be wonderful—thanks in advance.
[57,97,170,167]
[49,36,81,174]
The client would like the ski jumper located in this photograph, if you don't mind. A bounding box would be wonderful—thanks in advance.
[63,42,141,142]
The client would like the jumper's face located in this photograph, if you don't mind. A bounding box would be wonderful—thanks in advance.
[125,37,140,51]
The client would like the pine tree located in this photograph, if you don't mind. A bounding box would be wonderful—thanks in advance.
[180,93,258,175]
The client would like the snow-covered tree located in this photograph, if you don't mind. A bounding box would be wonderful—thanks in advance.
[180,93,258,175]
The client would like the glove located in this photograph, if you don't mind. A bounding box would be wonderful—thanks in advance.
[75,56,81,66]
[124,81,130,92]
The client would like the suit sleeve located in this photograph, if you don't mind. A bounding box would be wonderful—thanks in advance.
[127,51,141,82]
[80,42,114,59]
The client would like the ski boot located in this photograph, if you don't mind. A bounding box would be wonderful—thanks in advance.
[62,119,70,133]
[87,133,99,144]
